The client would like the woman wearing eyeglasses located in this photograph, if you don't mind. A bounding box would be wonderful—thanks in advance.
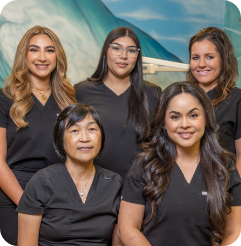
[75,27,162,180]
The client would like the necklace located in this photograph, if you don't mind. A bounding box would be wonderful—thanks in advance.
[74,167,94,196]
[32,87,51,101]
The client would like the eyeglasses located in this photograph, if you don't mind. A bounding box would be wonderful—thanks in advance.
[109,44,140,58]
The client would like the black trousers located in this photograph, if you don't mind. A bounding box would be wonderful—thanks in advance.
[0,205,18,245]
[0,172,32,246]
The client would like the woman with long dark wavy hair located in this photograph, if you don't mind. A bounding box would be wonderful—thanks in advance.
[118,82,241,246]
[0,26,76,244]
[187,27,241,175]
[75,27,162,180]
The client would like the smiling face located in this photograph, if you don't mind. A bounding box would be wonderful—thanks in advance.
[63,114,102,166]
[26,34,57,83]
[190,39,221,91]
[106,36,138,79]
[165,93,206,152]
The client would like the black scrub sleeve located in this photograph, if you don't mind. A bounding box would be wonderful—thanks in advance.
[228,166,241,206]
[0,89,11,128]
[235,99,241,140]
[113,179,123,224]
[121,164,146,205]
[16,170,48,215]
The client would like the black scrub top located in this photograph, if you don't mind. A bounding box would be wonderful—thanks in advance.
[74,80,161,179]
[16,163,123,246]
[122,162,241,246]
[0,89,60,205]
[207,86,241,154]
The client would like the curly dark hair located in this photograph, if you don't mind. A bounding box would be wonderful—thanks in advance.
[134,81,234,246]
[186,27,238,106]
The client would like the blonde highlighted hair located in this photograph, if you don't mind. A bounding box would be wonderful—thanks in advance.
[3,25,76,128]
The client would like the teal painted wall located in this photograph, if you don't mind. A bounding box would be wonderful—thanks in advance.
[1,0,239,89]
[0,0,181,88]
[225,1,241,88]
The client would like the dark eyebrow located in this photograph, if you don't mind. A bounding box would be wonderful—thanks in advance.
[169,108,200,114]
[87,121,97,125]
[45,46,55,49]
[112,43,137,48]
[29,45,39,48]
[169,110,180,115]
[189,108,200,112]
[29,45,55,49]
[74,121,96,126]
[191,53,215,56]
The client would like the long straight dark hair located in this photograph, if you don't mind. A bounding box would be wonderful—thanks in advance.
[135,82,234,246]
[90,27,160,141]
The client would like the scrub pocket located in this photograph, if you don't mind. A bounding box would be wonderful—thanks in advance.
[197,192,210,228]
[40,208,72,241]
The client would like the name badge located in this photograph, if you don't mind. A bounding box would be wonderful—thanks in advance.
[202,191,207,195]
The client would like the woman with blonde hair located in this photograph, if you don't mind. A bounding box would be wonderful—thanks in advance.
[0,25,76,244]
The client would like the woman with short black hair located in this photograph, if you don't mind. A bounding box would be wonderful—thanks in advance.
[75,27,162,180]
[17,103,123,246]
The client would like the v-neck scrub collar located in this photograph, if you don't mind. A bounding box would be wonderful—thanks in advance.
[100,81,131,99]
[16,163,123,246]
[74,80,161,180]
[121,161,241,246]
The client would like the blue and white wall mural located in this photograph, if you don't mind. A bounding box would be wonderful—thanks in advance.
[0,0,240,88]
[102,0,224,64]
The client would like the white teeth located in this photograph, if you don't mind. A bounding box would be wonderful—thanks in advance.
[199,71,208,74]
[180,133,191,135]
[36,65,47,67]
